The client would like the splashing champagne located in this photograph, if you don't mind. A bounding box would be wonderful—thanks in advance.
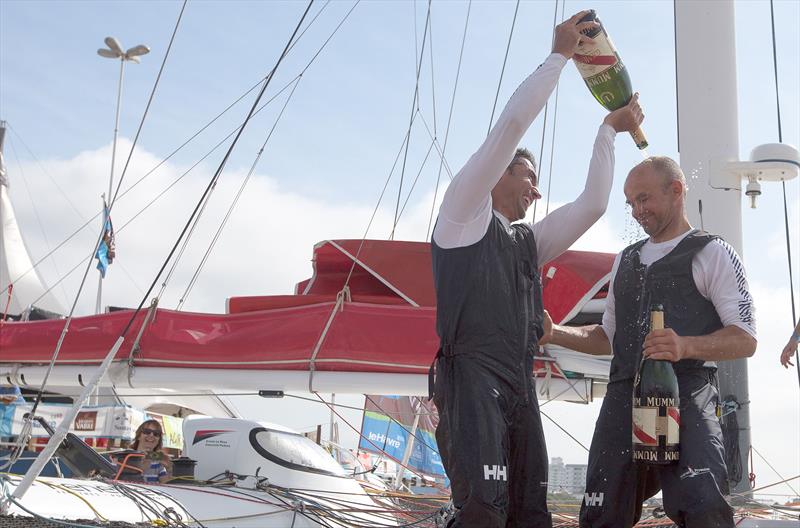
[632,304,680,464]
[574,10,648,150]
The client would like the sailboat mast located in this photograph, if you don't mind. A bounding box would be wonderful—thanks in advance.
[674,0,750,495]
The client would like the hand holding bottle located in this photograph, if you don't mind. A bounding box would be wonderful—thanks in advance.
[603,93,644,134]
[552,10,598,60]
[643,326,689,362]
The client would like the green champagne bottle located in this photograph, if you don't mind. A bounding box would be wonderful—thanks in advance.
[574,10,648,150]
[632,304,680,465]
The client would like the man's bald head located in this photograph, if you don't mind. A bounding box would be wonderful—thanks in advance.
[623,156,691,242]
[629,156,686,192]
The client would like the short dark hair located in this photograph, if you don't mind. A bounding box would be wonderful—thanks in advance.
[508,147,537,173]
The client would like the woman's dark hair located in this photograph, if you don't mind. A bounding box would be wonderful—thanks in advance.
[131,419,164,452]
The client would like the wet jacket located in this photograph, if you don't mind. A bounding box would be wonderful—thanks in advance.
[610,231,723,382]
[431,214,543,385]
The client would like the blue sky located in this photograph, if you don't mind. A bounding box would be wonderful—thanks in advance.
[2,0,799,499]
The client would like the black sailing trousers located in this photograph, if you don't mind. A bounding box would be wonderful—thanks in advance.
[579,371,734,528]
[434,353,552,528]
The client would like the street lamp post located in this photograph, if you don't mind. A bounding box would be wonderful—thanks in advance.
[95,37,149,314]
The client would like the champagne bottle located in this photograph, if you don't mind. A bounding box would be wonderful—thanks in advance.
[632,304,680,465]
[574,10,648,150]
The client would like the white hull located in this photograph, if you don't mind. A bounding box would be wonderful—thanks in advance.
[2,474,395,527]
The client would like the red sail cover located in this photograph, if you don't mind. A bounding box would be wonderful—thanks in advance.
[0,240,613,375]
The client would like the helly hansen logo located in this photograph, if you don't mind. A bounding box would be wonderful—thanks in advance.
[584,492,604,506]
[483,465,507,481]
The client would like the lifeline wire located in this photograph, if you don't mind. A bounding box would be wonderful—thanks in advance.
[391,0,433,240]
[532,0,561,223]
[114,0,315,341]
[769,0,799,387]
[486,0,521,135]
[25,0,189,430]
[426,0,472,242]
[9,0,335,293]
[176,0,362,308]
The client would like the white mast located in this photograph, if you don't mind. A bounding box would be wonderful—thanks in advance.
[674,0,800,496]
[675,0,749,496]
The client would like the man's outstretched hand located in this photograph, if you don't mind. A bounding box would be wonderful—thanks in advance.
[553,10,598,60]
[540,310,554,345]
[604,93,644,133]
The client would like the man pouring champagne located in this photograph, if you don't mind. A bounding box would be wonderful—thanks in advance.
[429,10,644,527]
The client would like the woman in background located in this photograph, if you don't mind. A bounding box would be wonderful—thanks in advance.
[129,419,172,482]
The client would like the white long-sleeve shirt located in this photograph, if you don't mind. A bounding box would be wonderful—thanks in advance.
[601,229,757,344]
[432,53,617,264]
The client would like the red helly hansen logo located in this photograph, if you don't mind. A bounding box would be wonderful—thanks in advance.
[483,465,507,481]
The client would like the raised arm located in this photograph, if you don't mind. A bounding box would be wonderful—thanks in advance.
[433,55,567,248]
[434,11,597,249]
[533,95,643,264]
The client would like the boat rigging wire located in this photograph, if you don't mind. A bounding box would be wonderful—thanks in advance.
[116,0,314,338]
[6,0,334,293]
[24,77,300,307]
[769,0,799,387]
[671,1,681,156]
[427,9,438,139]
[543,0,566,216]
[5,2,313,507]
[4,135,72,306]
[5,3,189,483]
[176,77,303,309]
[751,444,799,497]
[486,0,521,136]
[395,138,437,222]
[540,409,589,452]
[391,0,432,240]
[426,0,472,242]
[532,0,561,223]
[312,392,431,483]
[21,1,361,308]
[176,0,362,308]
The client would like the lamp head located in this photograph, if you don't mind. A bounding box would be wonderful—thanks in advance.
[104,37,124,55]
[125,45,150,58]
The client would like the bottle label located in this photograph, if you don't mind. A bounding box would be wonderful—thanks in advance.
[574,30,620,79]
[632,398,680,464]
[632,406,657,446]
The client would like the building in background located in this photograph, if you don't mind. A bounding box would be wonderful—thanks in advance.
[548,457,588,496]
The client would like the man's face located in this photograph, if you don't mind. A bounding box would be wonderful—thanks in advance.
[496,158,541,222]
[624,166,680,238]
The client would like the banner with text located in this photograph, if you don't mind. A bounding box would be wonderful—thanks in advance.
[358,396,444,477]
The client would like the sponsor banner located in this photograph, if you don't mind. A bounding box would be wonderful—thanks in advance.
[358,409,445,477]
[159,414,184,450]
[9,404,183,448]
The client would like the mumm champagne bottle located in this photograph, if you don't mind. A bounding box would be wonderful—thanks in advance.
[574,10,648,150]
[632,304,680,464]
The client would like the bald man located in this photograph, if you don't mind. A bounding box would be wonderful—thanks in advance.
[542,157,757,528]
